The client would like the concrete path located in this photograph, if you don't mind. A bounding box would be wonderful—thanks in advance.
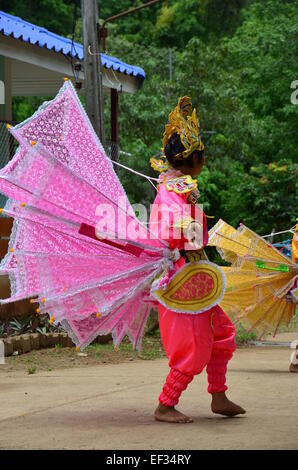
[0,334,297,449]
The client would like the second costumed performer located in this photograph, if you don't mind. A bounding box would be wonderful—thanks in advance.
[149,97,246,423]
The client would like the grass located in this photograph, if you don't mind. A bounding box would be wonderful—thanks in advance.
[2,334,165,373]
[235,323,258,345]
[86,334,165,361]
[2,314,296,374]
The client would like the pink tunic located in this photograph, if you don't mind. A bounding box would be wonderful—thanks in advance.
[149,177,236,404]
[149,182,209,272]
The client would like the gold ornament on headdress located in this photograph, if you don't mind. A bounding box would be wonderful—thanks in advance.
[150,156,170,172]
[162,96,204,160]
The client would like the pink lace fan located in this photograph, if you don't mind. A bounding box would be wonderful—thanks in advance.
[0,80,170,350]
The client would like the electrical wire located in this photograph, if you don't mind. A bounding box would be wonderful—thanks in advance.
[110,158,158,191]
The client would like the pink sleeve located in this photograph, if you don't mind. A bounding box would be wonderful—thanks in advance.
[150,185,193,250]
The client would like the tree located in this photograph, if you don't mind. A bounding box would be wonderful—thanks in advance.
[3,0,297,234]
[1,0,77,36]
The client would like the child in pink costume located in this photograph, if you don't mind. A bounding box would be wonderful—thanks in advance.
[150,106,246,423]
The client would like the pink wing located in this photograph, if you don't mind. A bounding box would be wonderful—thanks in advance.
[0,80,166,350]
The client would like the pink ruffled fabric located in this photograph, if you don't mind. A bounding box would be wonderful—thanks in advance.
[159,368,193,406]
[158,304,236,402]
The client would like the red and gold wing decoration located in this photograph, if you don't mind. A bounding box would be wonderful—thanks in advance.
[151,261,226,314]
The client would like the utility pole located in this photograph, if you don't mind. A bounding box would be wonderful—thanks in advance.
[81,0,105,147]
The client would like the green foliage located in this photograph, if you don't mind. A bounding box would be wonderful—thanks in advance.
[2,0,296,235]
[235,322,258,345]
[225,0,298,163]
[8,318,33,335]
[99,0,160,45]
[222,159,297,232]
[154,0,249,48]
[105,0,297,233]
[27,365,37,374]
[1,0,77,36]
[0,314,64,338]
[12,96,51,124]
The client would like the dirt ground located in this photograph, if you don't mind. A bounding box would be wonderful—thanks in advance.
[0,332,297,450]
[0,335,166,373]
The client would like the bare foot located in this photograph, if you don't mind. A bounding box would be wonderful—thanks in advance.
[289,362,298,373]
[154,403,193,423]
[211,392,246,417]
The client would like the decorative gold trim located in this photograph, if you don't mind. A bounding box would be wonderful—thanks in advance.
[152,261,226,314]
[164,175,198,194]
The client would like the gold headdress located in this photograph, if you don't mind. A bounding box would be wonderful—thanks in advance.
[162,96,204,160]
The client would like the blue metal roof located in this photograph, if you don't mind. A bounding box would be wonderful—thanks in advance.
[0,10,145,80]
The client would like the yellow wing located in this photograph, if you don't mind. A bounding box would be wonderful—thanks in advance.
[208,220,297,337]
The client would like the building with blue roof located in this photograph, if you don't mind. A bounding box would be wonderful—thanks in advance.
[0,10,145,122]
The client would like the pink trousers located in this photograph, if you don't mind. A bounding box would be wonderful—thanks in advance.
[158,304,236,406]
